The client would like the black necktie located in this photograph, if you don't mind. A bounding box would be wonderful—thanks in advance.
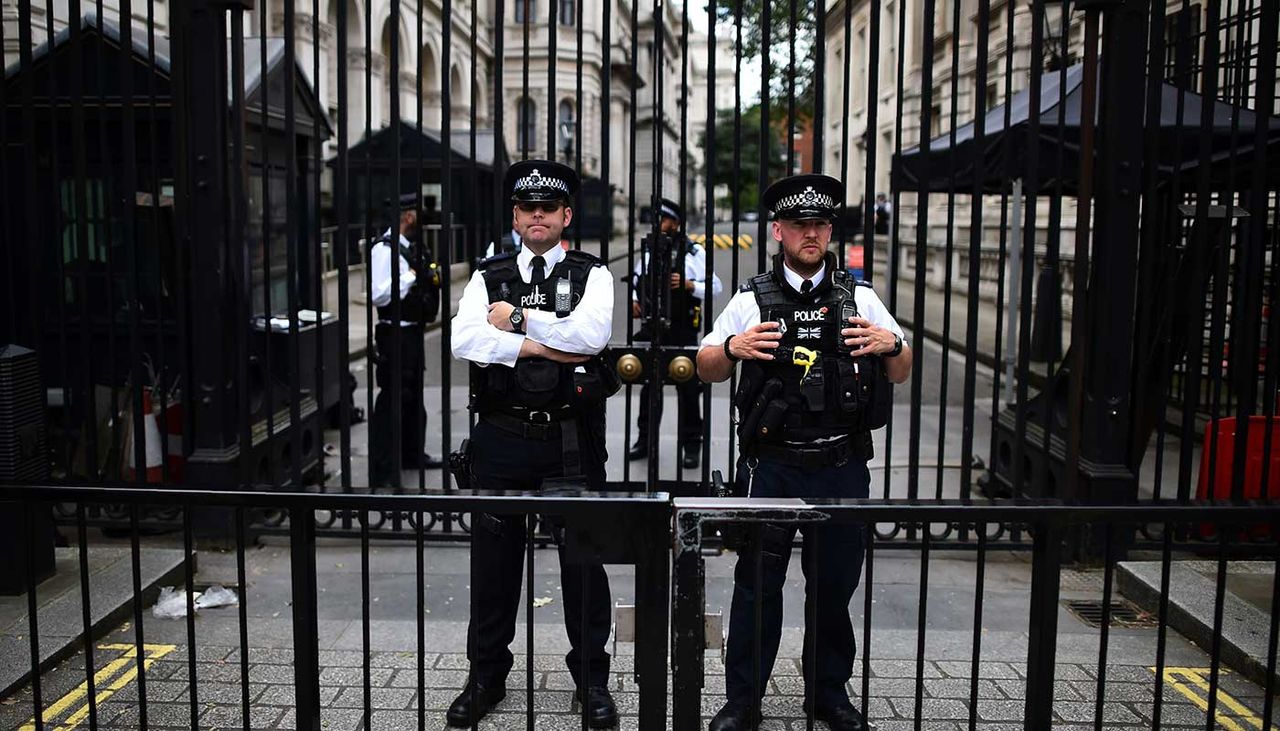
[801,279,813,294]
[530,255,546,286]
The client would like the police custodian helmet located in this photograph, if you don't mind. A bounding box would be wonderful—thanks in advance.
[657,197,683,222]
[504,159,579,205]
[761,174,842,221]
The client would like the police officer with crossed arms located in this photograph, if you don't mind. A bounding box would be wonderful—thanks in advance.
[696,174,912,731]
[448,160,619,728]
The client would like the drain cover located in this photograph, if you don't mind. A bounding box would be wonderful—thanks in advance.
[1065,599,1158,629]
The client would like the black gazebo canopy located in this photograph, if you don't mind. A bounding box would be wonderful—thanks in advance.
[892,62,1280,195]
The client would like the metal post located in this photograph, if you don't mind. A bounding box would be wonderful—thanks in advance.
[290,508,322,731]
[1003,179,1022,408]
[173,0,254,543]
[671,510,705,730]
[1023,516,1063,729]
[634,509,671,730]
[1076,0,1149,507]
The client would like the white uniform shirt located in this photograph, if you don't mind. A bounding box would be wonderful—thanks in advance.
[701,260,906,348]
[451,243,614,368]
[370,228,418,326]
[631,240,724,303]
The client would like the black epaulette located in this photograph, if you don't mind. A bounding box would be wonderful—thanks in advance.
[563,249,603,268]
[478,250,518,270]
[855,279,875,288]
[738,283,752,293]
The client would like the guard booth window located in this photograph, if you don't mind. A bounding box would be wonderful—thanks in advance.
[248,168,291,318]
[55,180,110,308]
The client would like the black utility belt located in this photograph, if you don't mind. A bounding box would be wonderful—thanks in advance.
[755,434,871,470]
[481,410,574,441]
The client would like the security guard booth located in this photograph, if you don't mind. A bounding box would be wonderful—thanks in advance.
[0,12,335,486]
[337,122,508,270]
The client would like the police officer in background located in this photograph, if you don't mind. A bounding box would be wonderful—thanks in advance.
[696,175,912,731]
[873,192,892,235]
[448,160,619,728]
[368,193,442,489]
[627,197,723,469]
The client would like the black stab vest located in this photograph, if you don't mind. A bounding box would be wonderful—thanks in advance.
[735,252,892,443]
[374,235,438,325]
[469,249,605,416]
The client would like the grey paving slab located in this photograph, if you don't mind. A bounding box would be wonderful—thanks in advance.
[200,702,286,729]
[888,697,972,720]
[330,685,418,709]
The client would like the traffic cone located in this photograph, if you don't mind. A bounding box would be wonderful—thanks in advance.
[127,389,164,483]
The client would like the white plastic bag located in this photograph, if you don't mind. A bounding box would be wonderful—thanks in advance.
[194,584,239,610]
[152,586,196,619]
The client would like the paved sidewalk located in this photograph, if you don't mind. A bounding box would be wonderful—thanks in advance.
[0,546,186,698]
[1,541,1276,730]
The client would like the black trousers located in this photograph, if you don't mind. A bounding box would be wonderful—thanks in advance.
[634,328,702,444]
[369,322,426,487]
[466,417,612,689]
[724,456,870,709]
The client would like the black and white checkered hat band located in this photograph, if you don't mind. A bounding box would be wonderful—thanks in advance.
[773,187,836,214]
[513,169,570,194]
[660,203,680,219]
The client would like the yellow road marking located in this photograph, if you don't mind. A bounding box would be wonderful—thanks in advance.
[22,643,177,731]
[689,233,751,250]
[1151,667,1264,731]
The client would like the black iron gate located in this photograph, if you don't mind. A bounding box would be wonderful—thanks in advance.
[0,0,1275,518]
[1,0,1276,530]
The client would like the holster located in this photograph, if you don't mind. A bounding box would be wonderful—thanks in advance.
[738,377,784,457]
[448,438,474,491]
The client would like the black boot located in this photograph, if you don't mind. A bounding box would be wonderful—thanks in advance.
[709,701,759,731]
[627,438,648,461]
[446,677,506,727]
[681,442,701,470]
[573,686,619,728]
[811,699,867,731]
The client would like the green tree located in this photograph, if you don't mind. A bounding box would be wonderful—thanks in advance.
[715,0,819,121]
[698,103,787,213]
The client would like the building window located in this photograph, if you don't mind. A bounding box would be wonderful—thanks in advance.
[559,0,575,25]
[518,97,537,153]
[515,0,534,24]
[558,98,576,158]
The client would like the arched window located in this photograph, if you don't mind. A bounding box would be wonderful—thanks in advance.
[517,97,537,153]
[559,0,575,25]
[515,0,534,23]
[557,98,575,158]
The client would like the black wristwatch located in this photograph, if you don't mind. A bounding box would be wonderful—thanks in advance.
[508,307,525,332]
[723,335,741,362]
[889,334,903,357]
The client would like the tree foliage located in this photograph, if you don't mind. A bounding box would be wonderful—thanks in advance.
[714,0,819,121]
[697,103,787,212]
